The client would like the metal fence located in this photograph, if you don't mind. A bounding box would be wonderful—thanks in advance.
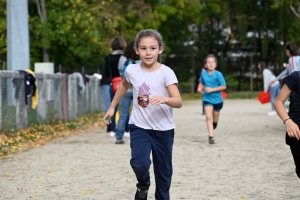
[0,71,104,132]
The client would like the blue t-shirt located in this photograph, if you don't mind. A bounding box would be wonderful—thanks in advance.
[200,70,226,104]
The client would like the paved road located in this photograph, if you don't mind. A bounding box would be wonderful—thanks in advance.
[0,99,299,200]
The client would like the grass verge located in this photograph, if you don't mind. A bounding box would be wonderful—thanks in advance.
[181,91,259,101]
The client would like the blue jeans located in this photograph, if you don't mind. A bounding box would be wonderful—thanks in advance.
[270,84,280,111]
[101,84,118,132]
[129,124,174,200]
[115,91,132,139]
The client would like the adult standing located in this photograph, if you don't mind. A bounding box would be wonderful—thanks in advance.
[115,40,140,144]
[258,61,280,116]
[100,36,126,137]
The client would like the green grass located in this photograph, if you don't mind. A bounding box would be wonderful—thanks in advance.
[181,91,259,101]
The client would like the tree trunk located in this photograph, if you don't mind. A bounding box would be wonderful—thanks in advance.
[34,0,50,62]
[43,47,49,62]
[290,4,300,18]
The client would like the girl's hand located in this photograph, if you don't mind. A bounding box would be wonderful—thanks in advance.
[197,88,203,93]
[269,80,275,85]
[149,96,168,106]
[285,120,300,140]
[203,87,214,93]
[103,108,115,124]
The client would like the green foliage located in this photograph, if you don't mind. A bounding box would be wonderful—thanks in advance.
[0,0,6,64]
[287,20,300,45]
[226,91,258,99]
[224,74,239,91]
[0,0,299,92]
[181,91,259,101]
[178,81,192,93]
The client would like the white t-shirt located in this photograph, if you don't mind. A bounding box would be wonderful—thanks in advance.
[262,69,279,92]
[276,55,300,80]
[125,63,178,131]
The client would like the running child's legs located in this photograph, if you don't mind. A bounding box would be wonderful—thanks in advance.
[204,105,214,137]
[129,124,174,198]
[213,110,220,128]
[130,125,152,185]
[204,101,223,136]
[152,129,174,200]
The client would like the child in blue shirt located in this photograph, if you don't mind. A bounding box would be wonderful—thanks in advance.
[197,54,226,144]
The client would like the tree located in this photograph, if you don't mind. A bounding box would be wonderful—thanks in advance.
[28,0,155,73]
[0,0,6,66]
[33,0,49,62]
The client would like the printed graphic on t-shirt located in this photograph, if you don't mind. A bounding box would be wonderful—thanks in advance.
[138,82,151,108]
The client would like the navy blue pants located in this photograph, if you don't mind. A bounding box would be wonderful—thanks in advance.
[129,124,174,200]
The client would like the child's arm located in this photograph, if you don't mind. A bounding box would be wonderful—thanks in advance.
[103,79,131,123]
[204,85,226,93]
[274,84,300,140]
[204,72,226,93]
[149,84,182,108]
[273,68,288,82]
[197,82,203,93]
[197,75,204,93]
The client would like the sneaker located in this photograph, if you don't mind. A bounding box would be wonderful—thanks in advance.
[209,136,215,144]
[115,138,125,144]
[135,184,149,200]
[267,111,277,116]
[109,131,115,137]
[124,132,130,137]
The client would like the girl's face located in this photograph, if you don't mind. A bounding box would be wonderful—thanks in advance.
[205,57,217,71]
[258,63,261,70]
[135,36,163,67]
[286,49,291,57]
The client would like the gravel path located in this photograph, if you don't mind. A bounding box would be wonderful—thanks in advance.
[0,99,299,200]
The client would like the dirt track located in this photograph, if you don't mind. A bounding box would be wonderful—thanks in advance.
[0,99,299,200]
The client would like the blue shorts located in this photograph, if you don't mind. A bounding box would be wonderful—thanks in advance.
[203,101,223,112]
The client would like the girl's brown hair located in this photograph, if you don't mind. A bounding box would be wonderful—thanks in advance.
[124,40,139,60]
[258,61,274,75]
[258,61,267,70]
[110,36,126,51]
[286,42,299,56]
[204,54,218,64]
[134,29,165,63]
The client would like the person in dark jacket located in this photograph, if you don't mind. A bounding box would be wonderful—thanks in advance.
[100,36,126,137]
[115,40,141,144]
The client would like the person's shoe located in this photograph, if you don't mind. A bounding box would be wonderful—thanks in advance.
[115,138,125,144]
[124,132,130,137]
[209,136,215,144]
[134,184,149,200]
[267,111,277,116]
[109,131,115,137]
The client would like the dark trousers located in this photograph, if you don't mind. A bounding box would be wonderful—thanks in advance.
[286,133,300,178]
[129,124,174,200]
